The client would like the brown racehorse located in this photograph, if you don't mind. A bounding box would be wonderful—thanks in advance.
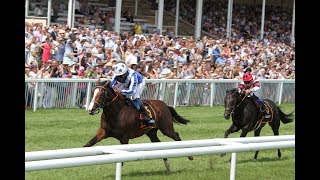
[84,79,194,172]
[223,88,294,159]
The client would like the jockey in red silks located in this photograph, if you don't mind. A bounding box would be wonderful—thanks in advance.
[238,69,270,118]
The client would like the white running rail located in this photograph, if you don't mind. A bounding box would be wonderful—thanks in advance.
[25,135,295,180]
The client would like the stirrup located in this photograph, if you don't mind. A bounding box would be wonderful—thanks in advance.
[148,119,155,124]
[264,114,271,118]
[145,118,155,127]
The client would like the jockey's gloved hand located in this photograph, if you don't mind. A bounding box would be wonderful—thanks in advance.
[115,89,122,94]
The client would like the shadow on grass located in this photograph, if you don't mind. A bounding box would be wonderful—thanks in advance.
[103,169,186,179]
[215,153,292,163]
[237,156,290,164]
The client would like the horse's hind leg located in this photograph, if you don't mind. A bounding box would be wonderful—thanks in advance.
[271,122,281,158]
[119,138,129,167]
[253,127,263,160]
[146,129,171,173]
[83,127,107,147]
[160,129,194,161]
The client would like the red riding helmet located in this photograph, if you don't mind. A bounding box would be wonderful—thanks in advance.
[243,72,253,83]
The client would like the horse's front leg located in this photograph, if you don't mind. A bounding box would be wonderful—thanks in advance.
[253,127,263,160]
[221,123,240,157]
[224,123,240,138]
[83,127,107,147]
[240,126,251,137]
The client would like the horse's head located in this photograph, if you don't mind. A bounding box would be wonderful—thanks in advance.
[88,78,115,115]
[224,88,244,120]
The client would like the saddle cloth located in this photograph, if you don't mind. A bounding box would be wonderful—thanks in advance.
[125,98,156,129]
[143,102,155,119]
[253,100,273,123]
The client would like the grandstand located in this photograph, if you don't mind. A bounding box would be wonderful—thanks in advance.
[26,0,294,43]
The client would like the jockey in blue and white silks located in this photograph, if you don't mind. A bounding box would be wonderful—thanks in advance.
[110,63,155,127]
[110,64,145,99]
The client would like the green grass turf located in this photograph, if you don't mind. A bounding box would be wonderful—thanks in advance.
[26,103,295,180]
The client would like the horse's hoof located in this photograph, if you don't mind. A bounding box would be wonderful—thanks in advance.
[220,153,226,157]
[188,156,194,160]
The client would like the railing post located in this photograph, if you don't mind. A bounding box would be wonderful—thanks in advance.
[184,83,192,106]
[115,162,122,180]
[38,82,44,108]
[230,152,237,180]
[71,82,78,107]
[162,82,167,102]
[173,82,179,108]
[33,82,39,112]
[278,81,284,105]
[210,82,214,107]
[85,82,92,110]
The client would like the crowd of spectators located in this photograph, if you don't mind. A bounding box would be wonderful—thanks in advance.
[25,1,295,109]
[25,21,295,82]
[25,22,295,83]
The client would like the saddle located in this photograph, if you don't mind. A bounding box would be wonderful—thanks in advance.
[248,99,273,131]
[124,98,156,129]
[251,99,273,123]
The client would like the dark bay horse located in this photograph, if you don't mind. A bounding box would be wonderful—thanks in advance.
[84,79,193,172]
[223,88,294,159]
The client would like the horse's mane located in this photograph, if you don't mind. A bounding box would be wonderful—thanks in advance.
[97,78,123,98]
[97,78,109,85]
[227,88,238,95]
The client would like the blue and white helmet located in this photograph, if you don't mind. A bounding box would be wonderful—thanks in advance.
[113,63,128,75]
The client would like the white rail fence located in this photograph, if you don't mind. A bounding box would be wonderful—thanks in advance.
[26,135,295,180]
[25,79,295,111]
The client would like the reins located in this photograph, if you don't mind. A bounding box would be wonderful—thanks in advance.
[230,92,247,115]
[105,90,124,106]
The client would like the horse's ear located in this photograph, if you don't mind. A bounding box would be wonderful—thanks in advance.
[96,78,101,84]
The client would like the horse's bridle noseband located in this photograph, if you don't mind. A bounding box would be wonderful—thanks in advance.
[90,86,108,114]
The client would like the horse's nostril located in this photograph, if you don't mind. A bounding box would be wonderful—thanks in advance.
[88,110,94,115]
[224,113,230,120]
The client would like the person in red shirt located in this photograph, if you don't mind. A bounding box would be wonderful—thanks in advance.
[237,68,270,118]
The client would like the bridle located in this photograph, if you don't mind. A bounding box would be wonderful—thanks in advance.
[227,90,247,116]
[90,85,121,114]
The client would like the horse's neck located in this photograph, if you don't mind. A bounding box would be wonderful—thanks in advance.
[105,95,128,112]
[232,98,257,125]
[235,98,255,113]
[242,98,255,108]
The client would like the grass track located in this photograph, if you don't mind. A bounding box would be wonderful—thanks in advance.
[26,103,295,180]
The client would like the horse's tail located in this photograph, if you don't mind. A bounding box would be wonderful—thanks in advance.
[277,106,294,124]
[167,106,190,125]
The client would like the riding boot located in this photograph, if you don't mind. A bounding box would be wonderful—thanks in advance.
[252,94,269,118]
[140,105,155,127]
[257,99,271,118]
[258,101,266,113]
